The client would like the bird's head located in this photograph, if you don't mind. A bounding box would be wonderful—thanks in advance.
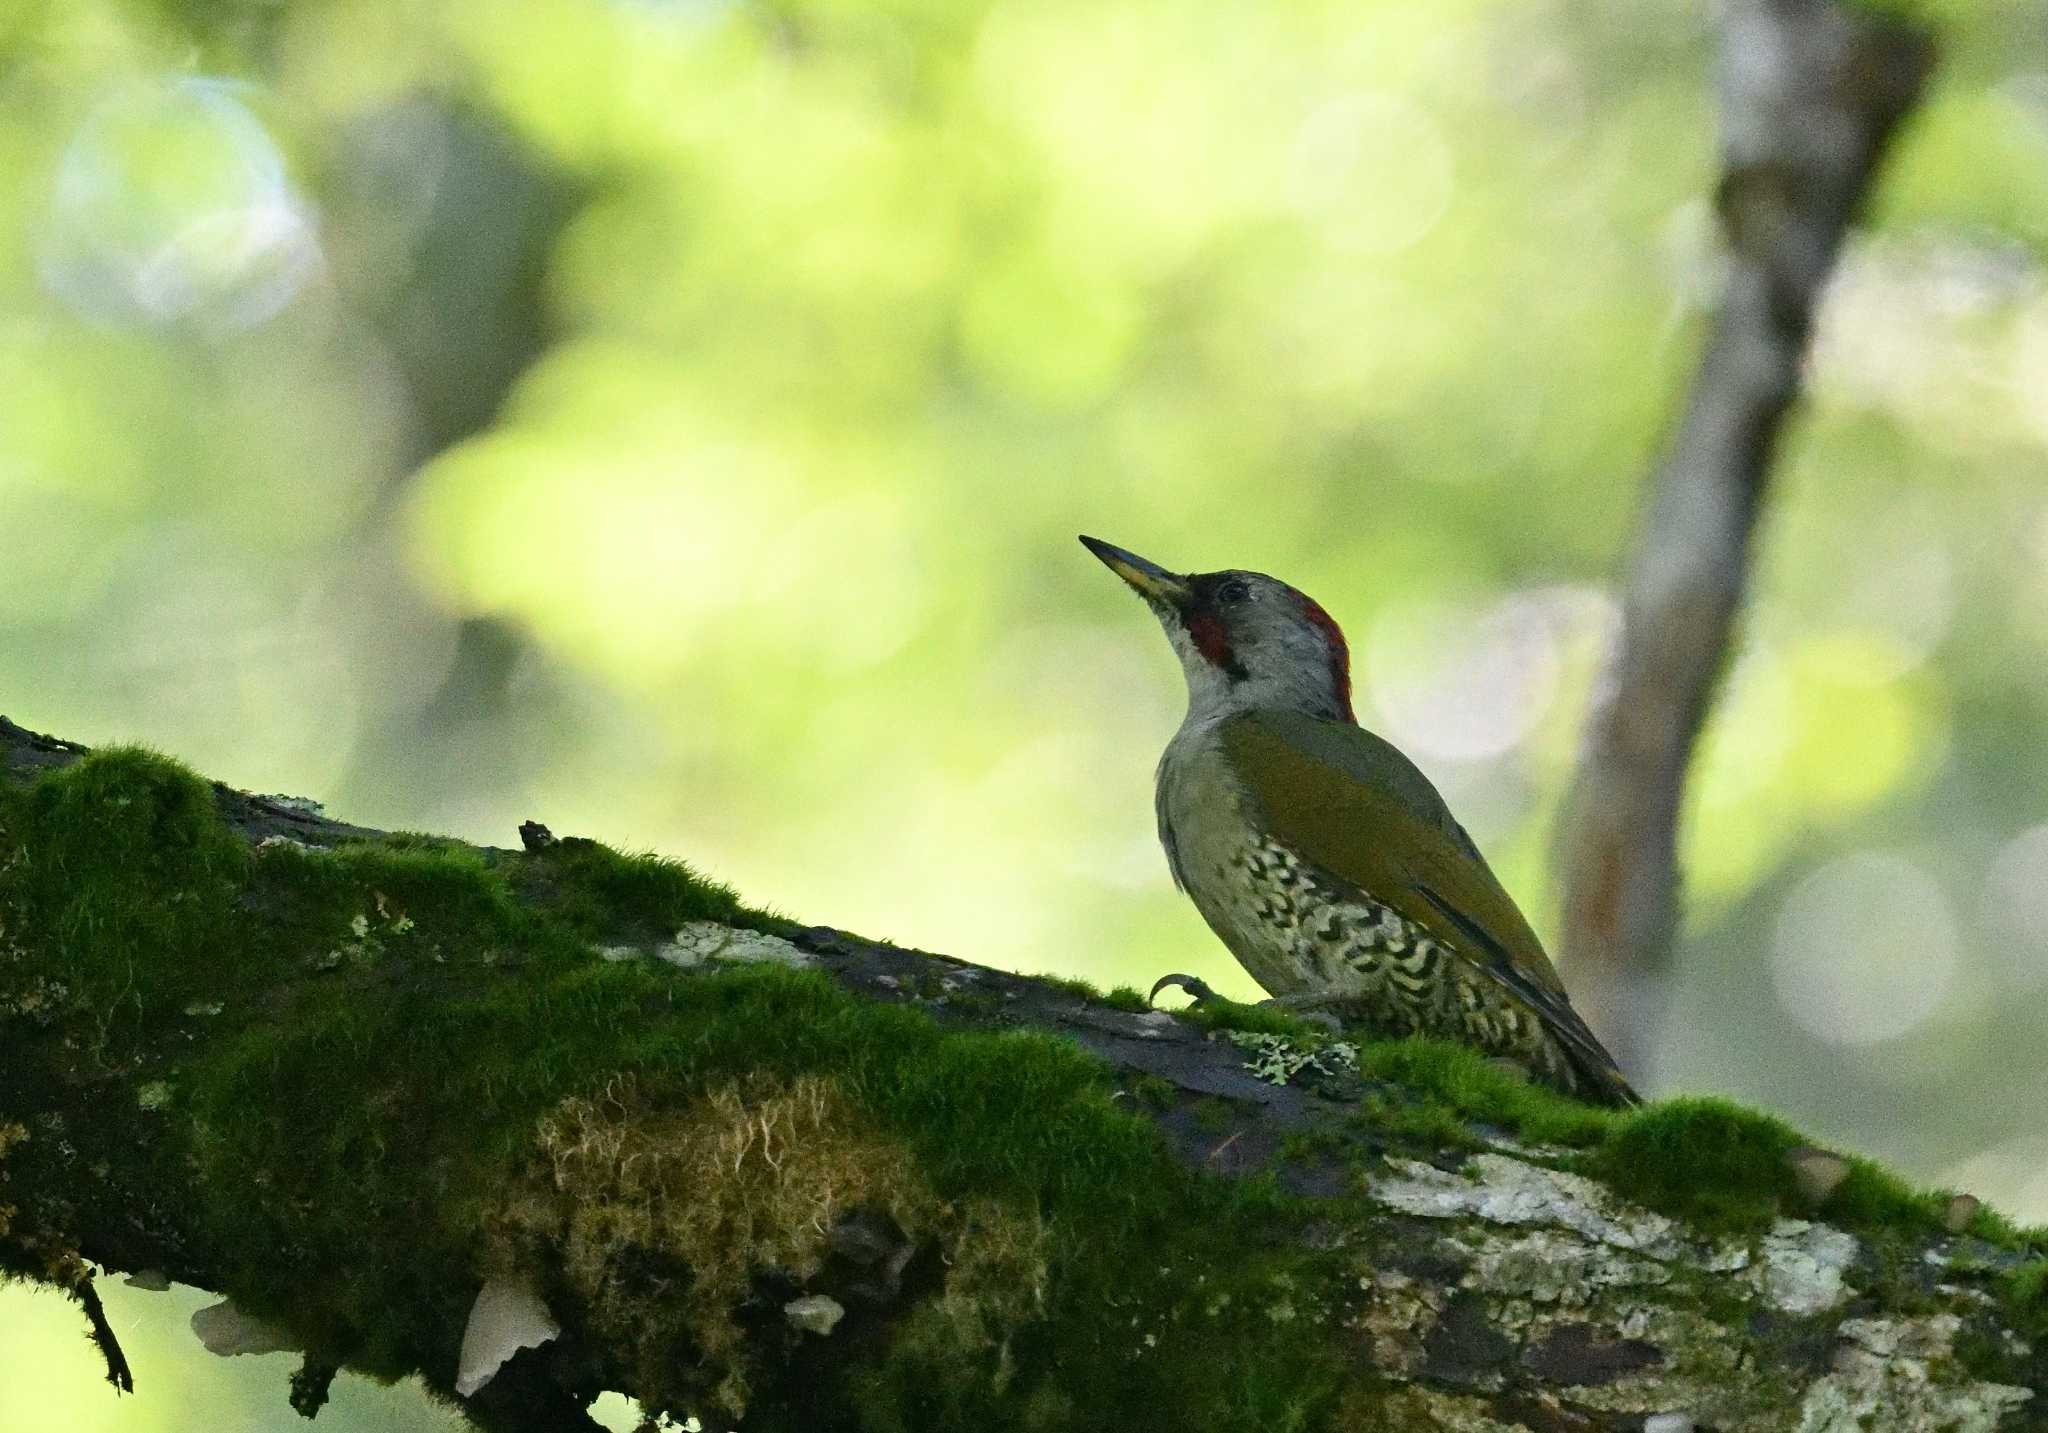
[1081,535,1355,724]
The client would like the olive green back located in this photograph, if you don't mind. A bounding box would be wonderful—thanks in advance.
[1220,708,1566,996]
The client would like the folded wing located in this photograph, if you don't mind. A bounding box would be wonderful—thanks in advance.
[1222,709,1638,1105]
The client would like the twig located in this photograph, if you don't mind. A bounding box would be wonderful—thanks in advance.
[290,1358,338,1419]
[74,1273,135,1394]
[1556,0,1935,1075]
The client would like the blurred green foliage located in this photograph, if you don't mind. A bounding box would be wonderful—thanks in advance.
[3,0,2048,1426]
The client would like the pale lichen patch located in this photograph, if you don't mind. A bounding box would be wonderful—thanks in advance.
[1226,1032,1358,1085]
[1750,1219,1860,1315]
[1353,1267,1444,1374]
[1546,1300,1794,1427]
[593,922,814,970]
[1477,1134,1572,1161]
[254,794,326,818]
[1346,1385,1527,1432]
[1795,1314,2033,1432]
[1464,1227,1671,1304]
[1371,1153,1684,1257]
[654,923,813,971]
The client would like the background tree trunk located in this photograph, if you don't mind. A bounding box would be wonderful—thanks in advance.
[1556,0,1936,1078]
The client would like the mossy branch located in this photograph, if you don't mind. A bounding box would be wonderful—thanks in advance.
[0,715,2043,1432]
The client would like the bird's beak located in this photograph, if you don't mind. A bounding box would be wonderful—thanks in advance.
[1079,535,1191,610]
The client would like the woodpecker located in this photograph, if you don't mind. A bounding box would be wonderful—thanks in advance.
[1081,535,1637,1106]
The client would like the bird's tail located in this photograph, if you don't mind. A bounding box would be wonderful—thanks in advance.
[1571,1051,1642,1108]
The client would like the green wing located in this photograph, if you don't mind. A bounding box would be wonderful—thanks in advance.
[1221,709,1635,1102]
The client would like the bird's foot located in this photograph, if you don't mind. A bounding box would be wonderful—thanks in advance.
[1148,972,1220,1007]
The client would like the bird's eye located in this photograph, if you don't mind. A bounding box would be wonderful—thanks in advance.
[1216,579,1250,604]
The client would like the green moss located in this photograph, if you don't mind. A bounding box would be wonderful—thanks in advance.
[181,952,1355,1422]
[941,989,1003,1020]
[507,835,746,943]
[1130,1074,1176,1110]
[1954,1202,2046,1252]
[1585,1098,1802,1235]
[1579,1098,1984,1244]
[1350,1037,1614,1148]
[1339,1041,2038,1251]
[850,1232,1346,1433]
[2000,1260,2048,1341]
[1036,974,1103,1002]
[1027,976,1151,1015]
[1028,977,1156,1015]
[1950,1319,2016,1384]
[254,839,524,964]
[1349,1093,1481,1153]
[69,765,1335,1409]
[0,747,249,1039]
[1825,1155,1954,1232]
[1278,1127,1351,1163]
[1177,997,1318,1039]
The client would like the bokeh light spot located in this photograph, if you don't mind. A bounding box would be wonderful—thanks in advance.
[1979,824,2048,991]
[1691,644,1795,810]
[39,77,320,331]
[1783,634,1942,816]
[1364,590,1565,763]
[1287,91,1454,256]
[1940,1133,2048,1228]
[1771,852,1958,1046]
[959,240,1141,409]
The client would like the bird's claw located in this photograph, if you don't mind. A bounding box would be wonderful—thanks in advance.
[1149,972,1219,1007]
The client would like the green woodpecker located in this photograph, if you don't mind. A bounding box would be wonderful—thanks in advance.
[1081,536,1637,1106]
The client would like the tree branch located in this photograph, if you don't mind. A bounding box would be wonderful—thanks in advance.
[1557,0,1937,1074]
[0,714,2040,1431]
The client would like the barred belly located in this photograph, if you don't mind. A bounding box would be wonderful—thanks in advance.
[1190,837,1573,1088]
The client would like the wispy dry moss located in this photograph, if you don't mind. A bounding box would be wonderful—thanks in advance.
[494,1072,1052,1417]
[919,1196,1049,1381]
[0,1119,24,1245]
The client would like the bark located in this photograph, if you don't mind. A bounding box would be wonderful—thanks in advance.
[0,713,2042,1432]
[1555,0,1937,1076]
